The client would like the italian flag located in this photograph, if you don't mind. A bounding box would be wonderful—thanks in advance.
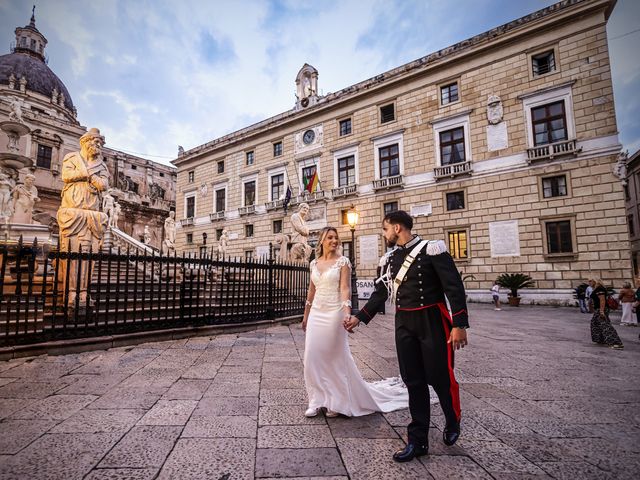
[303,170,319,193]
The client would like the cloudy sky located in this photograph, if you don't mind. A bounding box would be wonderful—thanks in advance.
[1,0,638,166]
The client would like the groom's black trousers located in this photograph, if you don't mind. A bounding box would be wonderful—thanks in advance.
[395,303,461,446]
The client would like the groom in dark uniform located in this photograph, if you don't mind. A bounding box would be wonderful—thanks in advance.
[344,210,469,462]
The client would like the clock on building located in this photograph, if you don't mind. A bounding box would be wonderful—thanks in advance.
[302,129,315,145]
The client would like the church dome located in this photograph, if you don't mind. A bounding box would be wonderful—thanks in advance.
[0,52,74,111]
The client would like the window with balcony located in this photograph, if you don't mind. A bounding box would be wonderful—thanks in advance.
[440,127,466,165]
[36,144,52,169]
[532,50,556,76]
[215,188,226,212]
[246,151,254,165]
[446,191,465,211]
[440,82,459,105]
[271,173,284,201]
[273,141,283,157]
[448,230,468,260]
[185,195,195,218]
[379,144,400,178]
[542,175,567,198]
[339,118,352,136]
[532,101,567,146]
[337,155,356,187]
[244,180,256,206]
[380,103,395,123]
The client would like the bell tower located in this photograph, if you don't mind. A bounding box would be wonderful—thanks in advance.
[13,6,48,63]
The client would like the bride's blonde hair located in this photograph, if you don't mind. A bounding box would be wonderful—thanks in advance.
[315,226,340,259]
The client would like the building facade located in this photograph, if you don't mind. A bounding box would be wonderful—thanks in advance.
[0,12,176,247]
[624,149,640,277]
[173,0,629,304]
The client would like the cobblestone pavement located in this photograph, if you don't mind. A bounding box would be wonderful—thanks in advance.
[0,304,638,479]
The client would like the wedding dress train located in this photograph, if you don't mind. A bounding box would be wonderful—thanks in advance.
[303,256,409,416]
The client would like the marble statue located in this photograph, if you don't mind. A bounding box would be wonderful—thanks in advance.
[8,97,25,124]
[0,171,13,220]
[57,127,109,305]
[178,145,185,156]
[290,202,312,261]
[163,211,176,253]
[218,229,229,257]
[102,188,116,226]
[19,76,26,94]
[8,73,15,90]
[274,233,289,262]
[111,202,121,229]
[10,174,39,224]
[613,150,628,186]
[143,225,152,245]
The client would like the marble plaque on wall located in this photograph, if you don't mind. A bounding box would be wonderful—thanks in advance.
[489,220,520,257]
[358,234,380,267]
[255,245,270,258]
[486,122,508,152]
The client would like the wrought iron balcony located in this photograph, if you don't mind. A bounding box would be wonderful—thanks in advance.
[265,199,284,211]
[331,184,358,199]
[433,161,473,180]
[372,175,404,191]
[526,139,580,163]
[238,205,256,216]
[209,211,225,221]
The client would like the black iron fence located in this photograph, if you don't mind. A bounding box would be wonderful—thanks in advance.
[0,239,310,347]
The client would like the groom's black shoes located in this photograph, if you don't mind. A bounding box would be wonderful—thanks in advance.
[443,422,461,446]
[392,442,428,462]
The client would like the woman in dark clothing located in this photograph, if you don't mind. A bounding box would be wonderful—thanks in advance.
[589,278,623,349]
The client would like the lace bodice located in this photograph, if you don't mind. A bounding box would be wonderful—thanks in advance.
[310,256,351,309]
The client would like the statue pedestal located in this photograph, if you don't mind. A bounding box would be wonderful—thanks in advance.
[0,222,56,246]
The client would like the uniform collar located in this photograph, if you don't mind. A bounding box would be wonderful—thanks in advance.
[398,234,422,250]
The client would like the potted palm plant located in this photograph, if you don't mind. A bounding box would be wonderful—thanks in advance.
[495,273,535,306]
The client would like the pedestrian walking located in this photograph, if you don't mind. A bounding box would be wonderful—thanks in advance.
[575,283,589,313]
[618,282,636,326]
[589,279,623,349]
[491,282,501,310]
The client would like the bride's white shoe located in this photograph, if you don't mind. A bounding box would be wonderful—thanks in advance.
[305,407,319,417]
[325,409,339,418]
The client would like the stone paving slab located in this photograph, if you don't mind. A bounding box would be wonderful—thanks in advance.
[0,304,637,479]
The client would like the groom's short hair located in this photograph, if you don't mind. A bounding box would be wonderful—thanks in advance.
[383,210,413,230]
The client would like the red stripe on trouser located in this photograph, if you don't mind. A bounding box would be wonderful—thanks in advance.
[436,303,461,422]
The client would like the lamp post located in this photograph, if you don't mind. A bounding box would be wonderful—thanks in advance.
[346,205,360,315]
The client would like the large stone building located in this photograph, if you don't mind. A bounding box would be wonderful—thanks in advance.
[0,12,176,246]
[173,0,629,304]
[624,148,640,276]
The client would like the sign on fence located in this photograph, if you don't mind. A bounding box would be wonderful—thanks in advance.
[356,278,375,300]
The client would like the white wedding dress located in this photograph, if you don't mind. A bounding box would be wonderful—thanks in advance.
[303,256,409,416]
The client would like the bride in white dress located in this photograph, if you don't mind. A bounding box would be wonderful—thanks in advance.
[302,226,408,418]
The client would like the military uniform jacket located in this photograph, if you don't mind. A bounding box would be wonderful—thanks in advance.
[355,235,469,328]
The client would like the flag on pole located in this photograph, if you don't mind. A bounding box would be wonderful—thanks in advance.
[283,185,292,213]
[303,169,319,193]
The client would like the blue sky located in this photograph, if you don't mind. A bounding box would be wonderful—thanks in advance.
[0,0,638,166]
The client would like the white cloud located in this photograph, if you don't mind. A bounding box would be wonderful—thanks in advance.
[1,0,638,162]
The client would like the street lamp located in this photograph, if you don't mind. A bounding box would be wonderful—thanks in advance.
[346,205,360,315]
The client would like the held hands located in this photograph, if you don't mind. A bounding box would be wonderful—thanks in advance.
[448,327,468,350]
[343,315,360,333]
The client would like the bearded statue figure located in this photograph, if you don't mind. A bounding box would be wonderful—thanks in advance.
[57,128,110,305]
